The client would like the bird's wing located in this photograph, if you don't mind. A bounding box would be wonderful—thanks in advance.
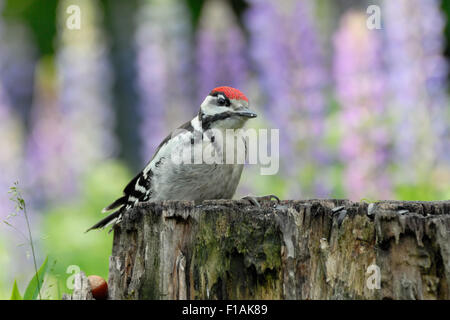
[102,119,195,212]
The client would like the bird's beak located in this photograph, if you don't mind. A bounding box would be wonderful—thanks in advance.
[235,107,257,118]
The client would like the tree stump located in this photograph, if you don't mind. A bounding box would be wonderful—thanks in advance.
[106,199,450,300]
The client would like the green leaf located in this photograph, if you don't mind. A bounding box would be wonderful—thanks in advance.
[10,280,22,300]
[23,256,48,300]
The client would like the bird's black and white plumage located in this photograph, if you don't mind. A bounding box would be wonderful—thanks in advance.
[87,86,257,231]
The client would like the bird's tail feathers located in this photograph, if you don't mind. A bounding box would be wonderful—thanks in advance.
[101,196,127,213]
[85,209,122,233]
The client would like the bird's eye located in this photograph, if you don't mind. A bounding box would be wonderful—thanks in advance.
[217,97,226,106]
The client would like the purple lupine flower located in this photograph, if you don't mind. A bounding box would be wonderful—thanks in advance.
[245,0,329,198]
[333,11,391,200]
[246,0,291,152]
[0,0,27,219]
[135,0,194,161]
[0,0,38,289]
[26,0,116,202]
[383,0,449,184]
[0,0,27,225]
[289,0,330,196]
[196,0,248,101]
[25,68,73,204]
[0,9,36,123]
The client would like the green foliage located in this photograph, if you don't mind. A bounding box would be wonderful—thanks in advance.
[0,239,10,299]
[395,181,449,201]
[10,280,22,300]
[4,182,44,299]
[1,162,131,299]
[441,0,450,58]
[23,256,48,300]
[2,0,58,55]
[9,257,49,300]
[247,172,288,199]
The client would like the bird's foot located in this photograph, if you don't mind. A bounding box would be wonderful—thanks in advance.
[241,194,280,207]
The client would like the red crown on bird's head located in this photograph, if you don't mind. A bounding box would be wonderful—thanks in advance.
[210,86,248,103]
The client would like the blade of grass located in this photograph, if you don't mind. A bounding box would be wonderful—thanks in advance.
[10,280,22,300]
[10,182,42,300]
[22,197,41,299]
[23,256,48,300]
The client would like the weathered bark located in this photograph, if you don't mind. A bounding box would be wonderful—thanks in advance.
[107,199,450,300]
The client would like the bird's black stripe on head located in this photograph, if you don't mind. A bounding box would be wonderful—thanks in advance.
[209,90,227,99]
[201,111,234,130]
[209,91,231,106]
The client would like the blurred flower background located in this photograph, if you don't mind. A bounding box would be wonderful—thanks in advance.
[0,0,449,299]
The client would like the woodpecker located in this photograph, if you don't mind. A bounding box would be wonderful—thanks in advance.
[87,86,278,232]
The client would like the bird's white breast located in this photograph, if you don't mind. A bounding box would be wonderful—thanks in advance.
[147,118,245,201]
